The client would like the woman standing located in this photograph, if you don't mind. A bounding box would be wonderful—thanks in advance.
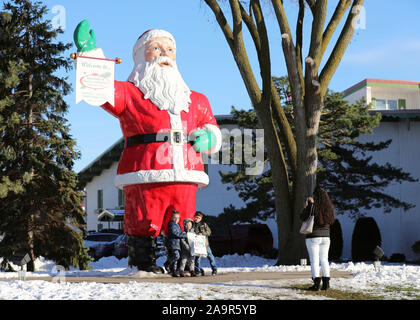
[300,186,336,291]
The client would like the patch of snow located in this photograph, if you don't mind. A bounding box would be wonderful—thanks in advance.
[0,254,419,300]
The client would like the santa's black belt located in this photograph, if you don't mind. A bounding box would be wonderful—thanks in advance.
[126,130,194,147]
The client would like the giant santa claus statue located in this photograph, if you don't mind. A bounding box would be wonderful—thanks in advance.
[74,21,222,273]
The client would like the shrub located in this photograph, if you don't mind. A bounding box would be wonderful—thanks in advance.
[351,217,382,262]
[329,218,343,262]
[412,241,420,254]
[389,253,406,263]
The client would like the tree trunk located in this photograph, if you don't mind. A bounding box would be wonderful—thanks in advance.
[26,72,36,272]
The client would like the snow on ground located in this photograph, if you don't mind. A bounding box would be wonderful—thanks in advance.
[0,254,419,300]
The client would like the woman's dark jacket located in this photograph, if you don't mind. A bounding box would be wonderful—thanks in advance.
[300,202,331,239]
[167,221,187,250]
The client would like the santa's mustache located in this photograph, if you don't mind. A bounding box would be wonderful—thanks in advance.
[149,56,174,68]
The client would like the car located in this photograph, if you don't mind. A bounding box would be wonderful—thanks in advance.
[209,224,274,257]
[112,234,167,260]
[84,232,120,261]
[113,234,128,259]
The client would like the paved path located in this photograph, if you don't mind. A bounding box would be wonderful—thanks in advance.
[1,270,353,284]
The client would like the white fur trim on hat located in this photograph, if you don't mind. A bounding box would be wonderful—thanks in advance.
[133,29,176,61]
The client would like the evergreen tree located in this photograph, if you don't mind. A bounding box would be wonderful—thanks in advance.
[0,0,91,271]
[220,76,416,223]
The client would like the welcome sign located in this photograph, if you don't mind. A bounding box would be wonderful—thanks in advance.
[75,56,115,106]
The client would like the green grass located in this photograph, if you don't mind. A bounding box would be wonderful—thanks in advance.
[292,284,385,300]
[383,285,420,299]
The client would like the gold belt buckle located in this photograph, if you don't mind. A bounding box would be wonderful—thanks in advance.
[170,129,184,146]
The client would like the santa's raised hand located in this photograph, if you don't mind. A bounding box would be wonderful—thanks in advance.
[74,20,97,52]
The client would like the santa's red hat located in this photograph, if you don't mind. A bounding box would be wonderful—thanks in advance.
[132,29,176,60]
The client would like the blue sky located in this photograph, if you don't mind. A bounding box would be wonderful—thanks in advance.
[8,0,420,172]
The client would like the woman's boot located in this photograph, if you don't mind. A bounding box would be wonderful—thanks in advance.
[321,277,330,290]
[307,277,321,291]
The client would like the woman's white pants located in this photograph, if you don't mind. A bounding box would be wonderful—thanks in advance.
[305,237,331,278]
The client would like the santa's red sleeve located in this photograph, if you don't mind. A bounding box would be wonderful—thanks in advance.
[195,93,222,154]
[101,80,126,118]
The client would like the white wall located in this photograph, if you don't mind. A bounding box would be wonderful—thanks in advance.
[344,87,367,105]
[85,162,119,231]
[339,120,420,261]
[196,163,246,216]
[371,86,420,109]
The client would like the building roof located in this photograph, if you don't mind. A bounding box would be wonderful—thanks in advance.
[369,109,420,120]
[98,209,125,222]
[343,79,420,97]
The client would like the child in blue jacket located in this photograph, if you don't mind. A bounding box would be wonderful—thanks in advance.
[167,210,187,277]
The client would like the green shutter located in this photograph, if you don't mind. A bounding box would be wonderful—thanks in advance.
[371,98,376,110]
[118,189,125,207]
[97,189,103,209]
[398,99,406,110]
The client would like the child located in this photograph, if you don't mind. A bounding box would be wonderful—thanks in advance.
[167,210,187,277]
[179,218,197,277]
[193,211,218,276]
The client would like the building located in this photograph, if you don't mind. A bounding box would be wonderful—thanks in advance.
[343,78,420,110]
[341,79,420,261]
[78,79,420,261]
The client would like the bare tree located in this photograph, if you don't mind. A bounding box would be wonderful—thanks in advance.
[204,0,364,264]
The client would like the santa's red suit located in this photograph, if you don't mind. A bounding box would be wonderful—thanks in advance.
[101,80,221,237]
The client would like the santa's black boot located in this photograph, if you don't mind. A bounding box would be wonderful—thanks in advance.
[128,235,164,274]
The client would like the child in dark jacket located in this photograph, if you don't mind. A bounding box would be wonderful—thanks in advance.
[179,218,197,277]
[167,210,187,277]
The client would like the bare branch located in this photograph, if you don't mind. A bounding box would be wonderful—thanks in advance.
[238,1,297,173]
[250,0,271,98]
[320,0,352,62]
[270,0,293,38]
[204,0,234,50]
[305,0,316,15]
[308,0,327,72]
[239,2,261,51]
[296,0,305,92]
[320,0,365,97]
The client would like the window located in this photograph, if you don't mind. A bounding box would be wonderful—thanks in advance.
[372,98,405,110]
[118,189,125,208]
[97,189,103,210]
[375,99,387,110]
[388,100,397,110]
[398,99,406,110]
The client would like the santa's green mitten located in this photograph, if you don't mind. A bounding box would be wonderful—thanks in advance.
[74,20,97,52]
[191,130,216,153]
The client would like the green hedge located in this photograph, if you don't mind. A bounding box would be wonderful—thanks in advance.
[351,217,382,262]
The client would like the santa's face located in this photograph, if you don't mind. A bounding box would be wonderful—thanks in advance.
[144,37,176,65]
[127,35,191,115]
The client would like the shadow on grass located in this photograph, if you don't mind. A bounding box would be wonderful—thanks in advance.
[291,284,384,300]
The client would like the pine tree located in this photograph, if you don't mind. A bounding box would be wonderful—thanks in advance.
[0,0,91,271]
[220,76,416,223]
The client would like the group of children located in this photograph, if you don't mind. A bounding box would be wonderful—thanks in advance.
[166,210,218,277]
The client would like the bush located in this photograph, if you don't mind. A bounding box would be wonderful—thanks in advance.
[389,253,406,263]
[329,218,343,262]
[351,217,382,262]
[412,241,420,254]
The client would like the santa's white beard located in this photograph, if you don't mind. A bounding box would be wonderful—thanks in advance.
[127,56,191,115]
